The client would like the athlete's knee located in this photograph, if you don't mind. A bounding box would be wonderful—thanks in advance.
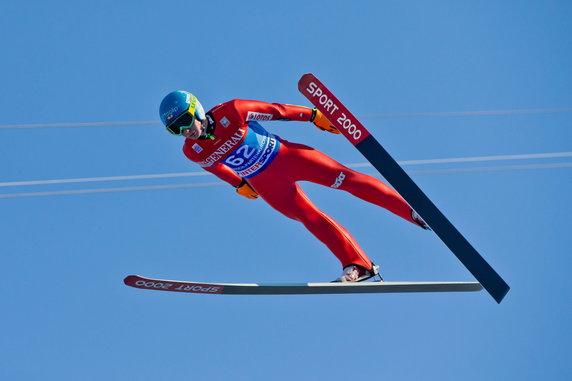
[265,197,315,223]
[277,201,321,226]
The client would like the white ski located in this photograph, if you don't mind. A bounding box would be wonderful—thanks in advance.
[124,275,483,295]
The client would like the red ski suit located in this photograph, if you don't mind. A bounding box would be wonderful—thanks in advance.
[182,100,420,270]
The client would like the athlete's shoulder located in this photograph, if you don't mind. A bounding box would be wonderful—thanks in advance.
[207,102,226,113]
[208,99,247,110]
[208,99,245,117]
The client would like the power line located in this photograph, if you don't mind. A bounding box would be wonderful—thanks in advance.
[1,160,570,199]
[0,171,210,187]
[0,162,569,199]
[360,108,572,119]
[1,108,571,129]
[407,161,572,175]
[0,121,158,129]
[0,182,223,199]
[347,152,572,168]
[1,151,570,188]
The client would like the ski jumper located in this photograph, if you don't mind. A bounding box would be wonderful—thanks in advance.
[182,100,420,269]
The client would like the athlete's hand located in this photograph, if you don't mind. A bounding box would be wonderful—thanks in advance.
[311,108,340,134]
[235,179,259,199]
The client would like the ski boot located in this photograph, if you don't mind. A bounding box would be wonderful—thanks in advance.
[411,210,432,231]
[332,264,382,282]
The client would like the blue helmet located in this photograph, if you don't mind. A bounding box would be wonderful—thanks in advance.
[159,90,205,131]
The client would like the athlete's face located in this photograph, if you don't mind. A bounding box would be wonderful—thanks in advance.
[181,117,206,140]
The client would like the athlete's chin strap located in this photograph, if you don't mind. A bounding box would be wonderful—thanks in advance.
[199,118,216,140]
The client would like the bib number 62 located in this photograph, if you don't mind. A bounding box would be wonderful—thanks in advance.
[225,145,256,167]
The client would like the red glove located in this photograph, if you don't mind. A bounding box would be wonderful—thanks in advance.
[310,108,340,134]
[235,179,259,199]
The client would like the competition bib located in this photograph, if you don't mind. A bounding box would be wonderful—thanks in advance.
[222,122,280,178]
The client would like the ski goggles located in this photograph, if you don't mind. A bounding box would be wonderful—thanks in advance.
[165,95,199,136]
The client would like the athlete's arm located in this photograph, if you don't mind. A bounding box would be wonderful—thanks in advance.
[230,99,314,122]
[203,162,243,187]
[230,99,338,133]
[203,163,258,199]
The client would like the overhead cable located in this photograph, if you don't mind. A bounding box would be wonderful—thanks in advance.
[1,151,570,188]
[1,108,571,129]
[1,162,570,199]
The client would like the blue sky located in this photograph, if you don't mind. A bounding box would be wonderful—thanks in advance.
[1,1,571,380]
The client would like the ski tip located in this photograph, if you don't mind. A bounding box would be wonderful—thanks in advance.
[123,275,139,286]
[298,73,316,91]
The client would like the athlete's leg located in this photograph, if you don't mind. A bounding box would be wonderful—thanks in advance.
[248,168,373,269]
[276,140,422,227]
